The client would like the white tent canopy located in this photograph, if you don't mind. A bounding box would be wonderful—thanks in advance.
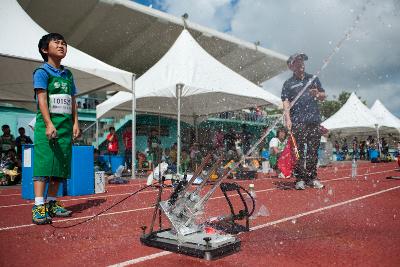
[97,29,282,174]
[19,0,288,85]
[371,99,400,134]
[97,29,281,120]
[0,0,134,111]
[322,92,378,135]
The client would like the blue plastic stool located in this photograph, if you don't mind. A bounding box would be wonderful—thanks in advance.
[110,155,125,173]
[21,145,64,200]
[66,146,94,196]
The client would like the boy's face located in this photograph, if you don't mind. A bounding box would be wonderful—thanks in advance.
[2,127,10,135]
[278,131,286,140]
[19,128,25,136]
[42,39,67,61]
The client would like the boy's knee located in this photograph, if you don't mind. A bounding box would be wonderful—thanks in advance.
[33,176,49,182]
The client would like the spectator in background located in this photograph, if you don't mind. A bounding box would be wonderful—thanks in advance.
[15,127,33,160]
[94,148,107,172]
[342,139,348,157]
[255,107,262,121]
[359,141,366,160]
[106,127,119,155]
[366,135,373,159]
[190,143,202,171]
[162,147,172,165]
[213,128,224,150]
[224,127,236,152]
[0,125,15,158]
[397,141,400,157]
[241,124,252,154]
[170,143,177,165]
[0,149,21,185]
[123,125,132,169]
[334,140,340,153]
[352,137,359,159]
[269,127,288,178]
[381,137,388,156]
[148,129,161,165]
[180,149,190,173]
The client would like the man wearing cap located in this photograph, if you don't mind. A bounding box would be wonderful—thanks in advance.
[281,53,326,190]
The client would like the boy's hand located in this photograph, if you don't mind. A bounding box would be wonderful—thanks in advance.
[46,124,57,140]
[73,124,81,140]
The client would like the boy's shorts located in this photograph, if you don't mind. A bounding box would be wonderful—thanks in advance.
[33,176,65,182]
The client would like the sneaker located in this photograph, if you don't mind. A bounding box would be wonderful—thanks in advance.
[308,179,325,189]
[47,200,72,218]
[278,173,285,179]
[295,180,306,190]
[32,204,51,225]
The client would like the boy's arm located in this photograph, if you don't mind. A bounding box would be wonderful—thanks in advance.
[72,96,80,140]
[37,90,57,139]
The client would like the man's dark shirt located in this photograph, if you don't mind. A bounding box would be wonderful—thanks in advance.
[15,135,33,156]
[281,72,325,124]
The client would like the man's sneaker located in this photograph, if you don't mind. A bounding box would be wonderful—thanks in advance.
[278,173,286,179]
[308,179,325,189]
[47,200,72,217]
[295,180,306,190]
[32,204,51,225]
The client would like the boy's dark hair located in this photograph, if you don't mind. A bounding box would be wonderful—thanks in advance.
[109,127,115,131]
[276,127,287,136]
[38,33,66,61]
[18,127,25,131]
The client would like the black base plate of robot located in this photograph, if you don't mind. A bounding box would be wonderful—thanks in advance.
[140,229,241,261]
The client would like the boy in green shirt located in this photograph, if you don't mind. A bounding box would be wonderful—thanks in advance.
[32,33,80,224]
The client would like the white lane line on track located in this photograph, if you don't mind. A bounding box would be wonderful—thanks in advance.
[0,165,389,209]
[108,184,400,267]
[0,164,386,198]
[108,251,173,267]
[0,189,164,209]
[0,169,396,231]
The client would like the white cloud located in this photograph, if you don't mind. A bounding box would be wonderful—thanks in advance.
[156,0,400,116]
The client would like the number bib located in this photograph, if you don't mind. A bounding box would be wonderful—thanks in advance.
[49,94,72,114]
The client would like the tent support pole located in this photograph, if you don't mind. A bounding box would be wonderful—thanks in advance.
[176,83,183,176]
[375,124,381,157]
[194,115,198,142]
[131,74,137,179]
[95,119,99,149]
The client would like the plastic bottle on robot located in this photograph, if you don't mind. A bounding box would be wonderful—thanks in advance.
[248,183,256,199]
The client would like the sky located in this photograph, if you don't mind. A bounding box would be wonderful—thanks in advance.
[133,0,400,116]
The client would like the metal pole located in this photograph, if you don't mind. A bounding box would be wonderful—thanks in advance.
[375,124,381,156]
[176,84,183,175]
[95,119,99,149]
[194,115,198,142]
[131,74,137,179]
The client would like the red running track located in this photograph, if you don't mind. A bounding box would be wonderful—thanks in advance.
[0,162,399,267]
